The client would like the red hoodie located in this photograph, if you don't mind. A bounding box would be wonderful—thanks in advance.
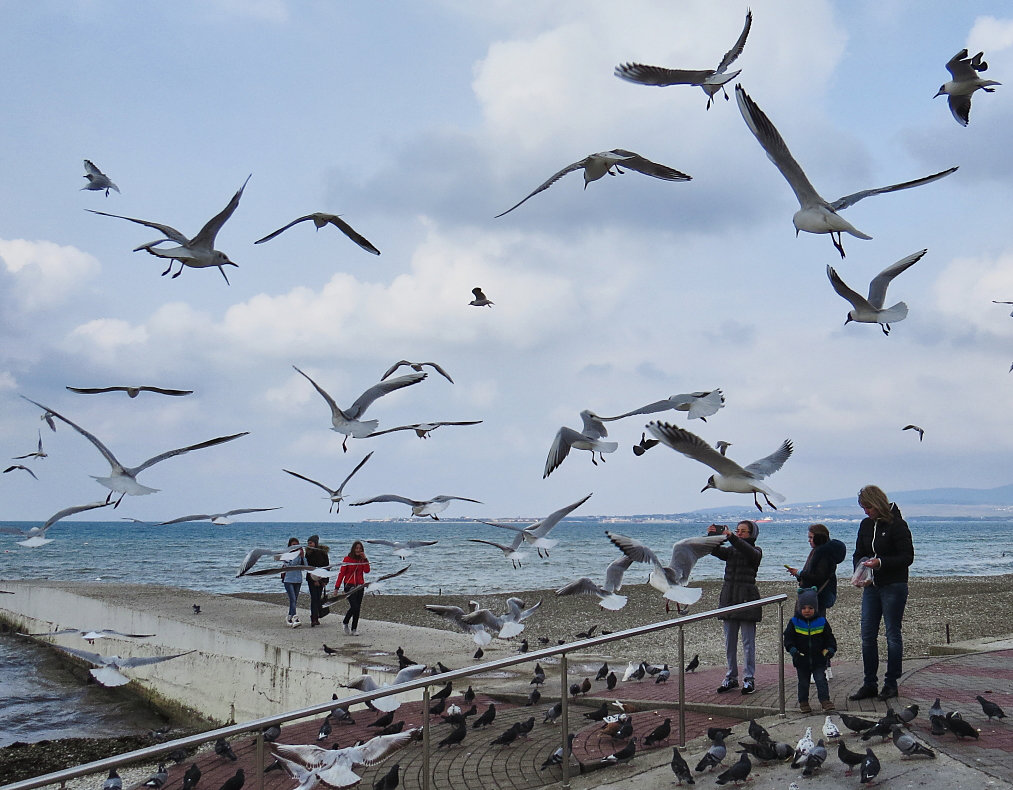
[335,555,370,587]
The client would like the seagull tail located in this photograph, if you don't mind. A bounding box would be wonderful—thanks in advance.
[663,585,703,605]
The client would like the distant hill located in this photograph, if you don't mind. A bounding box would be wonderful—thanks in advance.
[810,483,1013,507]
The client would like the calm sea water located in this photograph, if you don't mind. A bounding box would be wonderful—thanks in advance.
[2,515,1011,746]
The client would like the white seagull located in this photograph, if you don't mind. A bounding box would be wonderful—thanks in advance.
[254,212,380,255]
[157,507,282,526]
[826,249,927,335]
[52,645,194,687]
[293,365,426,451]
[21,628,155,644]
[350,493,481,520]
[598,389,724,423]
[87,175,250,283]
[647,422,793,511]
[342,665,428,712]
[467,532,528,569]
[606,531,727,609]
[469,287,493,307]
[21,396,248,505]
[81,160,120,196]
[66,385,193,398]
[556,554,634,611]
[0,500,112,547]
[12,431,47,460]
[270,729,418,790]
[365,539,439,559]
[235,546,303,577]
[544,411,618,478]
[614,8,752,108]
[495,149,691,217]
[483,492,593,557]
[381,360,454,384]
[935,49,1000,126]
[364,420,482,439]
[283,452,373,513]
[735,84,957,257]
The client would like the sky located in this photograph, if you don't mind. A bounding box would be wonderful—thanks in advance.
[1,0,1012,525]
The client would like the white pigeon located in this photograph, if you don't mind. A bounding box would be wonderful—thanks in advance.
[544,411,618,478]
[614,9,752,108]
[270,729,418,790]
[822,715,841,740]
[483,493,593,557]
[157,507,281,526]
[826,249,926,335]
[791,726,814,768]
[293,366,426,451]
[556,555,634,611]
[52,645,194,687]
[735,84,956,257]
[647,422,792,511]
[598,390,724,423]
[81,160,120,196]
[254,212,380,255]
[87,175,250,283]
[283,452,373,513]
[468,532,528,569]
[350,493,481,520]
[1,500,113,547]
[935,49,1000,126]
[495,149,691,217]
[365,539,439,559]
[21,397,247,505]
[606,531,727,609]
[341,665,428,712]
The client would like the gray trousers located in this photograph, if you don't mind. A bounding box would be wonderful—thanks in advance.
[723,620,756,681]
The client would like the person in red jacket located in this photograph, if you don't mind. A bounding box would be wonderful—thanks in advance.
[334,540,370,635]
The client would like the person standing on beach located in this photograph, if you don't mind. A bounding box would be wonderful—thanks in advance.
[783,587,837,713]
[304,534,330,628]
[280,537,304,628]
[786,523,846,677]
[848,485,914,703]
[334,540,370,636]
[707,519,762,695]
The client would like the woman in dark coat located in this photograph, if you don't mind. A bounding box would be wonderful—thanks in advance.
[707,519,762,695]
[786,523,847,613]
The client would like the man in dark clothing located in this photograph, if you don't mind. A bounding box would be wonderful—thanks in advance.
[707,519,762,695]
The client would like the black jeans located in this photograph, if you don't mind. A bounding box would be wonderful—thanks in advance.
[308,579,326,622]
[343,584,365,629]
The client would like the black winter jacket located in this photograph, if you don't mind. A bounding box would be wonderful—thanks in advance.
[798,538,847,610]
[712,529,763,622]
[853,503,914,587]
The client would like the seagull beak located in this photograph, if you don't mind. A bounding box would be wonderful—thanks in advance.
[844,315,853,326]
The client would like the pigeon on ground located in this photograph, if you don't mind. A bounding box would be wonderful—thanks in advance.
[802,739,827,776]
[606,671,617,690]
[369,711,395,729]
[373,763,400,790]
[791,727,814,768]
[544,701,562,724]
[977,695,1007,721]
[860,747,880,784]
[670,746,695,785]
[840,713,878,733]
[595,662,610,681]
[104,769,123,790]
[685,654,699,673]
[322,644,339,655]
[491,726,521,746]
[437,723,467,748]
[217,769,244,790]
[945,711,980,739]
[890,725,936,758]
[643,718,672,746]
[142,765,168,789]
[748,719,770,744]
[463,686,475,704]
[654,665,671,683]
[526,689,541,706]
[601,736,636,765]
[472,703,496,728]
[707,727,733,742]
[822,716,841,740]
[428,697,446,716]
[736,740,779,762]
[214,738,237,761]
[317,717,332,741]
[861,710,901,741]
[531,663,545,685]
[715,752,751,785]
[540,733,576,770]
[837,741,864,776]
[695,736,726,772]
[898,703,919,724]
[181,764,200,790]
[585,702,609,721]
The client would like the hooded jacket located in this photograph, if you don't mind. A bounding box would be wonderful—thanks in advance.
[711,522,763,622]
[798,537,847,610]
[783,589,837,669]
[853,503,914,587]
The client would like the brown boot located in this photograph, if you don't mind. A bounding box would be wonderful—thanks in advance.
[310,617,319,627]
[821,699,836,712]
[799,701,812,714]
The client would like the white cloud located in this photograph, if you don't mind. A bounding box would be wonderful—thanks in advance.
[0,238,100,311]
[933,248,1013,333]
[969,16,1013,52]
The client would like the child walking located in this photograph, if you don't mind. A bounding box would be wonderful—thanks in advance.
[783,587,837,713]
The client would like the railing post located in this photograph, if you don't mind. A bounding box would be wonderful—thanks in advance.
[254,732,264,790]
[778,600,785,716]
[677,624,686,747]
[422,685,431,790]
[559,652,570,789]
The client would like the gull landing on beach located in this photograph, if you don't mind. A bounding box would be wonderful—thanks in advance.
[936,49,1000,126]
[495,150,690,217]
[735,85,956,257]
[87,175,250,283]
[81,160,119,196]
[827,249,927,335]
[254,212,380,255]
[614,8,752,108]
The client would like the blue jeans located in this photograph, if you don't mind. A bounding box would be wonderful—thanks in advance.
[796,664,830,703]
[860,582,908,689]
[284,581,301,617]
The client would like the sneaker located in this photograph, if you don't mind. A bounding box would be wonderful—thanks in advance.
[350,629,359,636]
[741,678,755,695]
[877,686,898,701]
[716,678,739,693]
[799,701,812,714]
[285,615,292,625]
[290,617,301,628]
[848,685,878,701]
[343,624,351,635]
[821,699,836,712]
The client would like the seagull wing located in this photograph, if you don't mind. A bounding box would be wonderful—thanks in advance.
[157,513,213,526]
[137,387,193,396]
[606,531,663,567]
[543,426,579,478]
[131,432,248,475]
[254,215,316,244]
[66,386,125,394]
[53,644,108,665]
[468,537,520,553]
[604,554,634,592]
[430,495,482,504]
[735,85,824,210]
[219,507,281,518]
[365,539,397,548]
[606,150,691,181]
[191,175,251,248]
[380,361,411,380]
[667,535,727,584]
[829,168,957,212]
[325,215,381,256]
[21,397,125,472]
[346,373,426,419]
[646,422,744,475]
[614,64,715,86]
[392,665,428,685]
[421,362,454,383]
[283,469,338,496]
[348,729,418,767]
[425,604,468,624]
[292,365,347,421]
[494,159,588,218]
[535,492,593,533]
[556,577,607,597]
[945,49,977,80]
[83,159,105,178]
[86,210,188,245]
[117,651,194,668]
[742,439,793,479]
[826,266,871,311]
[350,494,418,507]
[715,9,753,74]
[866,249,926,309]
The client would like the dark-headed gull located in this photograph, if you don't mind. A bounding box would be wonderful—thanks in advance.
[468,532,527,569]
[544,410,618,478]
[12,431,46,460]
[0,500,112,547]
[365,420,482,439]
[21,396,248,505]
[3,464,38,480]
[293,365,426,451]
[936,49,1000,126]
[614,8,752,108]
[81,160,119,196]
[556,554,634,610]
[52,645,194,687]
[469,287,493,306]
[826,249,926,335]
[483,492,592,557]
[341,666,428,712]
[270,729,418,790]
[364,538,438,559]
[381,360,453,383]
[157,507,281,526]
[66,385,193,398]
[283,452,373,513]
[87,175,250,283]
[599,389,724,423]
[495,149,690,217]
[647,422,792,510]
[254,212,380,255]
[735,84,956,257]
[606,531,726,610]
[350,493,481,519]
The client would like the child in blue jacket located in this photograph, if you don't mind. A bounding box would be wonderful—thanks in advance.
[783,587,837,713]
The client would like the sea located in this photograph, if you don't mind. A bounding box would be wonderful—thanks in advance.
[2,514,1012,747]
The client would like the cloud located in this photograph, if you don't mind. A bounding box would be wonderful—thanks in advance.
[0,238,100,311]
[969,16,1013,52]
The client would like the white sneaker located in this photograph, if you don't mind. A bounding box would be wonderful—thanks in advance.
[350,629,359,636]
[343,624,351,635]
[286,615,292,625]
[291,617,301,628]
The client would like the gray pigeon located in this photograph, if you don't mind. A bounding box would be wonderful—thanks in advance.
[543,701,562,724]
[103,769,122,790]
[715,752,750,785]
[977,695,1007,721]
[214,738,237,761]
[802,739,827,776]
[670,746,695,785]
[142,765,168,789]
[890,725,936,758]
[695,736,726,772]
[898,703,919,724]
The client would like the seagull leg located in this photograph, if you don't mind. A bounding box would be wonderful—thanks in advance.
[831,232,846,259]
[218,266,231,285]
[881,324,891,336]
[161,262,173,276]
[762,492,778,510]
[753,492,763,511]
[342,435,349,452]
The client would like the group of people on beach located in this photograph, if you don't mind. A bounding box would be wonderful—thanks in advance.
[709,483,915,713]
[280,537,370,634]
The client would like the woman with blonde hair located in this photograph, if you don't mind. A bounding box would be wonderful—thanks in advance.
[848,484,914,702]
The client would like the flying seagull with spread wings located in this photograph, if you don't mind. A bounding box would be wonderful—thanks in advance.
[826,249,926,335]
[544,411,618,478]
[598,389,724,423]
[157,507,281,526]
[66,385,193,398]
[52,645,194,687]
[283,452,373,513]
[0,500,113,547]
[351,493,481,520]
[935,49,1000,126]
[254,212,380,255]
[81,160,120,196]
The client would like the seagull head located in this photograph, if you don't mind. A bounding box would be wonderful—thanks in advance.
[701,476,718,493]
[845,313,855,325]
[213,251,239,268]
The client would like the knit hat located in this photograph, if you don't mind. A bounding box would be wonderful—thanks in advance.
[797,587,819,613]
[307,534,319,545]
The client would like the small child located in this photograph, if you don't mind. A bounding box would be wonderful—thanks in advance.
[783,587,837,713]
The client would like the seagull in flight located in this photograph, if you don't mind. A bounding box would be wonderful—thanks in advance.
[12,431,47,460]
[157,507,282,526]
[283,452,373,513]
[0,500,112,547]
[365,539,438,559]
[598,389,724,423]
[81,160,120,196]
[483,492,593,558]
[21,627,155,644]
[381,360,454,384]
[903,425,924,441]
[826,249,927,335]
[993,300,1013,317]
[556,554,634,611]
[51,644,194,687]
[87,175,250,283]
[270,729,419,789]
[544,410,618,478]
[350,493,481,520]
[365,420,482,439]
[292,365,426,451]
[3,464,39,480]
[614,8,752,109]
[735,85,957,257]
[66,386,193,398]
[647,422,792,510]
[21,396,247,505]
[935,49,1000,126]
[254,212,380,255]
[495,149,691,217]
[469,287,493,307]
[341,665,428,712]
[468,532,527,569]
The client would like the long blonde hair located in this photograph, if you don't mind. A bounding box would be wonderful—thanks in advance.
[858,485,892,521]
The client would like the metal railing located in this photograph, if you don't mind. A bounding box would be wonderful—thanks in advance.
[2,594,787,790]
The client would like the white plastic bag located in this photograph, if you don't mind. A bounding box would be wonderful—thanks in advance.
[851,557,873,587]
